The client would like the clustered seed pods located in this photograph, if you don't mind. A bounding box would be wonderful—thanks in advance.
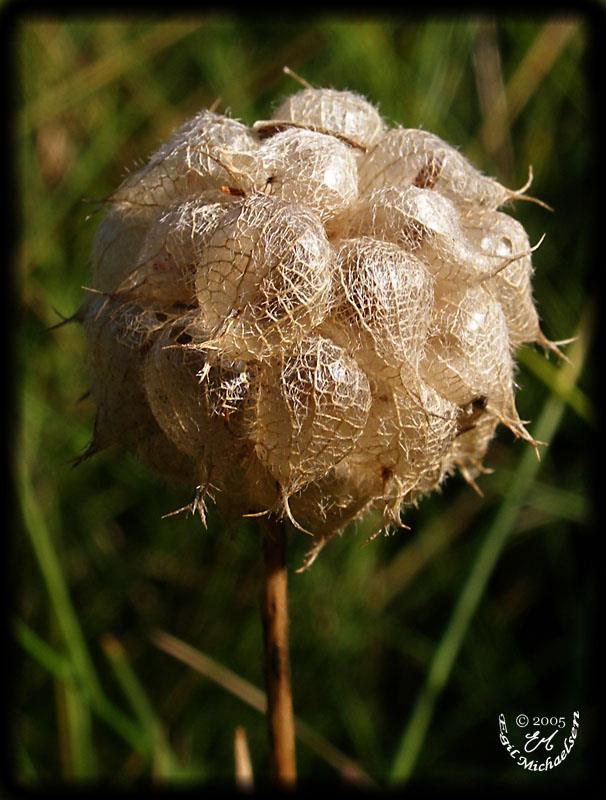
[79,84,560,565]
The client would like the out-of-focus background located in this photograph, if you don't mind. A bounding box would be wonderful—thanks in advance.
[13,12,595,790]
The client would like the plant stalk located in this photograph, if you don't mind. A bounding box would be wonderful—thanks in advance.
[260,517,297,787]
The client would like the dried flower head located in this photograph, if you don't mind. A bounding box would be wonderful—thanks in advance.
[79,83,561,564]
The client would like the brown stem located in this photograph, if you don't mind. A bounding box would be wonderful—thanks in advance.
[260,517,297,788]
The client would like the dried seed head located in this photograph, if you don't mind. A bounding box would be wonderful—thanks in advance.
[449,413,499,481]
[115,194,238,308]
[90,205,159,293]
[345,185,459,247]
[463,211,541,347]
[420,285,514,406]
[289,460,376,542]
[81,295,166,455]
[80,84,555,554]
[346,185,522,289]
[344,376,458,518]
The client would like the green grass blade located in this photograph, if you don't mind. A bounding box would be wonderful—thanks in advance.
[389,307,591,785]
[15,617,96,777]
[100,634,189,781]
[17,448,103,703]
[517,345,595,426]
[62,678,98,779]
[14,617,72,681]
[14,618,157,760]
[17,432,101,779]
[14,618,97,779]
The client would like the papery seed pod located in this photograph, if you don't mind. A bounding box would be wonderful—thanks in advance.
[90,204,160,293]
[288,460,377,566]
[111,111,261,208]
[343,185,459,249]
[345,186,521,287]
[358,127,513,215]
[143,320,278,515]
[80,85,556,551]
[462,211,543,348]
[329,237,434,378]
[447,413,499,490]
[250,335,372,504]
[258,128,358,220]
[143,319,246,462]
[343,376,458,521]
[420,285,512,406]
[113,193,238,308]
[419,284,531,442]
[261,87,386,149]
[81,295,170,455]
[195,195,334,359]
[135,428,197,488]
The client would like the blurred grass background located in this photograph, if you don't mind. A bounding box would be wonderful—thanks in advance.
[12,10,595,790]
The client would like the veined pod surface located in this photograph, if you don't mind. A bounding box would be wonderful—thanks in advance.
[91,204,160,294]
[81,295,168,454]
[288,460,377,541]
[330,236,434,378]
[448,413,500,483]
[419,285,531,441]
[420,285,514,407]
[195,195,334,359]
[113,194,238,308]
[265,87,386,149]
[344,376,458,515]
[258,128,358,220]
[358,127,511,215]
[463,211,542,347]
[111,111,261,208]
[250,335,372,498]
[345,185,516,287]
[143,320,276,513]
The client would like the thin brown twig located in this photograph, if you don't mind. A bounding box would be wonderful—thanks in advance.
[234,725,254,790]
[260,517,297,788]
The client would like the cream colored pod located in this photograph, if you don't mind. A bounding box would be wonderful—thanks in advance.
[110,110,260,207]
[194,194,334,359]
[358,127,514,215]
[329,236,434,379]
[80,83,558,565]
[256,87,386,149]
[258,129,358,221]
[249,334,372,528]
